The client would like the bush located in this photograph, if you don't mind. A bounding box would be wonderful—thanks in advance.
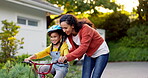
[0,62,36,78]
[0,20,24,63]
[100,12,130,41]
[0,63,5,69]
[119,24,148,48]
[108,42,148,62]
[15,54,31,63]
[0,60,81,78]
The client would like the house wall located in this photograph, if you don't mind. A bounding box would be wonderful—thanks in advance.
[0,0,47,55]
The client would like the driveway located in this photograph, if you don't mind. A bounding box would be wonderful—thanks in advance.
[102,62,148,78]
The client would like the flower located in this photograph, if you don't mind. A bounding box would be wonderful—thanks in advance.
[8,37,16,40]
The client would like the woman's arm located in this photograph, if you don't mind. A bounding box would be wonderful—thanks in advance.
[66,25,94,61]
[59,25,94,62]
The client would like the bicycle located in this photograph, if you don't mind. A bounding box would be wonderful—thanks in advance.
[22,60,66,78]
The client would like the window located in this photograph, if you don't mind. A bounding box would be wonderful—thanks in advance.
[17,18,26,25]
[17,16,38,27]
[28,20,38,26]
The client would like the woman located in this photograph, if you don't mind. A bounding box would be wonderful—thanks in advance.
[58,14,109,78]
[24,25,69,78]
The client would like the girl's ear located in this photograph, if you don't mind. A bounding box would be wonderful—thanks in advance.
[60,35,63,42]
[60,35,62,39]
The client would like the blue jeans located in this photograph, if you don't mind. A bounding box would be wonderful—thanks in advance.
[82,53,109,78]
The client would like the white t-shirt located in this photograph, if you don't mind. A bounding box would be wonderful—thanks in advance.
[66,33,109,58]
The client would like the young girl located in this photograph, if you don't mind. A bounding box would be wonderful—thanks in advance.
[24,25,69,78]
[58,14,109,78]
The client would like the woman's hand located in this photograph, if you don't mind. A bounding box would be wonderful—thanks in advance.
[58,56,67,63]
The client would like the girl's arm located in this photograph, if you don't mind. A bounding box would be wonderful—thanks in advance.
[24,45,51,61]
[24,54,37,62]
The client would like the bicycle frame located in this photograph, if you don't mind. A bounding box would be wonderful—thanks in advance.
[22,60,57,78]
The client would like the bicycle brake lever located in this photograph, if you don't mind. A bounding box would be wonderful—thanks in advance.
[22,61,32,66]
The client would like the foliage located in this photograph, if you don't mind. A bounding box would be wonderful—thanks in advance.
[66,65,82,78]
[137,0,148,21]
[0,63,4,69]
[0,61,81,78]
[45,0,119,28]
[108,41,148,62]
[108,21,148,62]
[47,35,51,46]
[15,54,31,63]
[2,60,13,73]
[0,20,24,63]
[88,12,110,28]
[100,12,130,41]
[0,62,35,78]
[119,24,148,48]
[47,0,119,14]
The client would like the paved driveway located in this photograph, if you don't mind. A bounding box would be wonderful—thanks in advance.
[102,62,148,78]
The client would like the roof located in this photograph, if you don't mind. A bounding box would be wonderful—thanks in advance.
[6,0,63,15]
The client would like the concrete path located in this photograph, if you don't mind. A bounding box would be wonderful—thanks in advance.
[102,62,148,78]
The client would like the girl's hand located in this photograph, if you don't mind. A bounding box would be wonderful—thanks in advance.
[24,58,31,62]
[24,54,36,62]
[58,56,67,63]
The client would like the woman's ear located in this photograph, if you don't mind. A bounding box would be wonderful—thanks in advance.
[72,25,74,28]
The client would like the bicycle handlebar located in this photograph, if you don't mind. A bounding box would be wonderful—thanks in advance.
[22,60,67,75]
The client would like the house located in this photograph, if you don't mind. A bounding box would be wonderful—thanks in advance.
[0,0,63,55]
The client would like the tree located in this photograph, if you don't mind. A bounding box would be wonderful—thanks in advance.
[88,12,110,28]
[0,20,24,63]
[100,12,130,41]
[137,0,148,22]
[47,0,118,13]
[46,0,119,28]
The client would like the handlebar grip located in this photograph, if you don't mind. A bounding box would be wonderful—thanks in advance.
[22,61,32,66]
[64,60,67,63]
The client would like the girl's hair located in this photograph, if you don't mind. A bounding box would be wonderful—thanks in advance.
[60,14,82,32]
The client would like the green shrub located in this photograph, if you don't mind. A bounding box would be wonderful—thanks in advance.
[0,63,5,69]
[15,54,31,63]
[108,42,148,62]
[100,12,130,41]
[0,60,82,78]
[0,62,36,78]
[7,64,35,78]
[0,20,24,63]
[120,24,148,48]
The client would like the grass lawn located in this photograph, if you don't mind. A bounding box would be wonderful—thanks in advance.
[66,65,82,78]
